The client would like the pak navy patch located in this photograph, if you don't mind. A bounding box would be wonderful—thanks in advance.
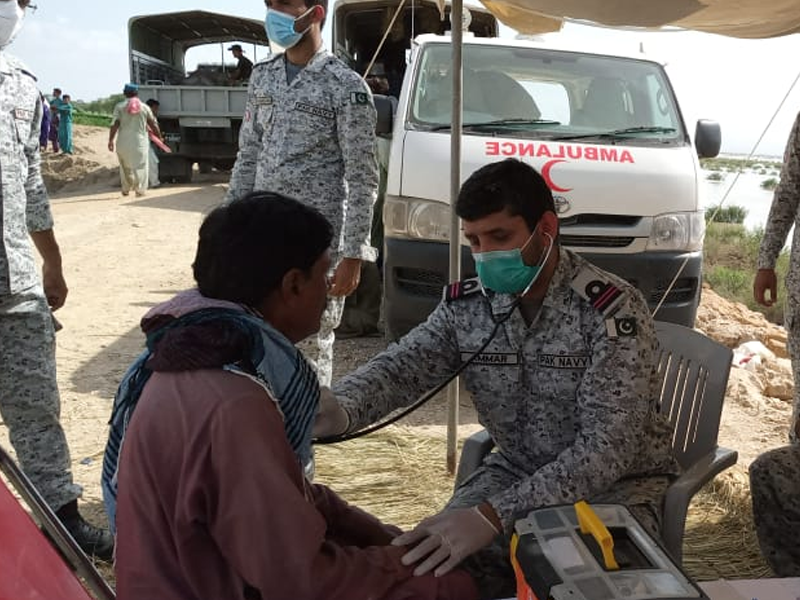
[350,91,369,105]
[443,277,482,302]
[605,316,637,339]
[538,354,591,369]
[571,267,625,317]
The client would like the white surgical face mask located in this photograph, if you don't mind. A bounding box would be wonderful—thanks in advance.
[0,1,25,50]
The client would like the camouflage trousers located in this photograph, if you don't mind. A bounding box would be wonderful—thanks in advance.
[297,295,345,387]
[0,286,81,510]
[786,293,800,443]
[448,454,670,600]
[749,445,800,577]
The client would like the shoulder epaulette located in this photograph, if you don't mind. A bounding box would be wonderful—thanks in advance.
[3,54,36,81]
[571,265,626,317]
[443,277,482,302]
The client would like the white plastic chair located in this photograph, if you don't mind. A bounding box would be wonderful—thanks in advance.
[455,321,738,564]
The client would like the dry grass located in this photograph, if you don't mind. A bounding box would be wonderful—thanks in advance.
[6,426,771,595]
[317,427,772,582]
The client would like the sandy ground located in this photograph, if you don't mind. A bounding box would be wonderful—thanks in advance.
[0,125,794,582]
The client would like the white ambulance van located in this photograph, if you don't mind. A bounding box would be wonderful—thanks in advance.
[333,2,721,340]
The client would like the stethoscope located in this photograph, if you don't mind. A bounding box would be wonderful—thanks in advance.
[315,232,555,444]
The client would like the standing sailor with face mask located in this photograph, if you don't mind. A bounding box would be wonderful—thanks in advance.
[225,0,378,387]
[0,0,114,560]
[314,159,680,600]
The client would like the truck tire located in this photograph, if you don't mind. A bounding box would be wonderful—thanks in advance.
[174,159,193,184]
[212,159,235,172]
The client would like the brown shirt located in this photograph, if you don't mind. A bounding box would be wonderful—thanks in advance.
[115,369,477,600]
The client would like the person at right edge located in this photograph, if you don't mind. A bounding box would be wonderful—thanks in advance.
[225,0,378,387]
[0,0,113,560]
[750,111,800,577]
[315,159,680,599]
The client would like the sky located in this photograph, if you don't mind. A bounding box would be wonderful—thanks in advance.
[9,1,800,156]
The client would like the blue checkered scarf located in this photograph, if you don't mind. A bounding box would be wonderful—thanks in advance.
[101,296,319,533]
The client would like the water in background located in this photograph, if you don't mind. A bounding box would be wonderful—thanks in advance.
[701,170,779,233]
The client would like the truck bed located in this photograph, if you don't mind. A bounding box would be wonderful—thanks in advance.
[136,85,248,119]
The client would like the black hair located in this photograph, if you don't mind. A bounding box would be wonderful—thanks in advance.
[53,87,62,94]
[455,159,556,230]
[145,98,160,108]
[193,192,332,307]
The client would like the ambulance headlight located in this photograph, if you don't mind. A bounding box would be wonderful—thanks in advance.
[646,211,705,252]
[384,197,451,242]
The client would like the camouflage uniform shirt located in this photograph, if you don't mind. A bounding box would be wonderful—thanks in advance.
[758,110,800,443]
[226,48,378,262]
[758,110,800,274]
[334,249,678,528]
[0,53,53,294]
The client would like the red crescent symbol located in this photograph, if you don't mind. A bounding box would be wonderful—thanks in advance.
[541,159,572,192]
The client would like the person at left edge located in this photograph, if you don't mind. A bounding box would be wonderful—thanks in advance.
[225,0,379,387]
[0,0,114,560]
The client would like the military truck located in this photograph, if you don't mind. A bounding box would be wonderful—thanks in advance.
[128,11,270,183]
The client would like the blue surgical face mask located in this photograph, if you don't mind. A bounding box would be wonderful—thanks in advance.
[473,228,553,295]
[265,6,313,50]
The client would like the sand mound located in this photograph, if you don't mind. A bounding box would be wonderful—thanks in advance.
[41,125,120,194]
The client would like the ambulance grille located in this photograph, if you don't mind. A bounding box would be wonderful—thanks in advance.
[396,267,446,297]
[561,235,635,248]
[648,277,697,304]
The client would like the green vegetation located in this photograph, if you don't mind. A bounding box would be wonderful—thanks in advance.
[706,172,724,182]
[73,111,112,127]
[703,222,789,324]
[705,204,747,224]
[700,156,783,172]
[71,94,123,128]
[761,177,779,190]
[75,94,124,115]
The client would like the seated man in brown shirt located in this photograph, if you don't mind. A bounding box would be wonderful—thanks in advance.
[110,192,478,600]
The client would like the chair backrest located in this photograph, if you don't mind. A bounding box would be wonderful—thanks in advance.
[0,446,115,600]
[654,321,733,470]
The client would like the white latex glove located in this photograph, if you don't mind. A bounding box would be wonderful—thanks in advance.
[391,506,500,576]
[313,386,350,438]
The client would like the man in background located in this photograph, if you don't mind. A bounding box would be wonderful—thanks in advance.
[145,98,161,189]
[227,44,253,84]
[0,0,113,560]
[56,93,73,155]
[226,0,378,386]
[108,83,161,198]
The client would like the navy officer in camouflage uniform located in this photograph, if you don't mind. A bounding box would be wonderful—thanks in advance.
[315,159,679,598]
[751,110,800,577]
[225,0,378,387]
[0,0,113,559]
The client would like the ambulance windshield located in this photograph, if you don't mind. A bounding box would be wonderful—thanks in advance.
[410,43,685,146]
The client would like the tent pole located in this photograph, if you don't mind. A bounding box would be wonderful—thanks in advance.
[446,0,464,475]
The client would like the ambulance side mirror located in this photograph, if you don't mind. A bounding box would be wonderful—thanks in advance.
[695,119,721,158]
[374,95,395,137]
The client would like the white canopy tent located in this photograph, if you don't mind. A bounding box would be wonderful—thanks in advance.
[435,0,800,470]
[448,0,800,37]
